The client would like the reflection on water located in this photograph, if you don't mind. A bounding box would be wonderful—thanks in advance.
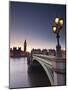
[9,57,51,89]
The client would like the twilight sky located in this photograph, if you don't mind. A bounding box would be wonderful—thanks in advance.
[9,1,66,52]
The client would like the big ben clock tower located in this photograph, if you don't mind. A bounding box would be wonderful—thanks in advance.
[24,40,27,52]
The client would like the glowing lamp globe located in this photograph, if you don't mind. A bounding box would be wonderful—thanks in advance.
[59,19,63,26]
[52,26,57,33]
[55,17,59,24]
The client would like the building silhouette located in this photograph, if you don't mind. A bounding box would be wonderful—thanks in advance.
[48,49,56,56]
[42,49,48,55]
[10,40,28,57]
[12,47,22,57]
[24,40,27,52]
[31,49,41,54]
[31,48,56,56]
[61,50,66,58]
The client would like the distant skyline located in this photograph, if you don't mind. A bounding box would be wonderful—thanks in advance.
[9,1,66,52]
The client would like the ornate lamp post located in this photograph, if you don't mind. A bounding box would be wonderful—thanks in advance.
[52,17,63,57]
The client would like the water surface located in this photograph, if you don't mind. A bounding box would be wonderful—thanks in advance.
[9,57,51,88]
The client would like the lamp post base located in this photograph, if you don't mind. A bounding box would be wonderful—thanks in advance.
[56,45,62,57]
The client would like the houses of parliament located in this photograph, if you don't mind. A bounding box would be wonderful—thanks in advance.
[10,40,28,57]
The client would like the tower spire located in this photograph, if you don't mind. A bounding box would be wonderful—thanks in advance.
[24,40,27,52]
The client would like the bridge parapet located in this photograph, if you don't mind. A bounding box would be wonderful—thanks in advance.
[33,54,65,71]
[33,54,65,61]
[52,57,66,85]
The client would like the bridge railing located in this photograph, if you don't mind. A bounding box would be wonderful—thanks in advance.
[32,54,66,72]
[32,54,65,61]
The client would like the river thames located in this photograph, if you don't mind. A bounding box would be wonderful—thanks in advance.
[9,57,51,88]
